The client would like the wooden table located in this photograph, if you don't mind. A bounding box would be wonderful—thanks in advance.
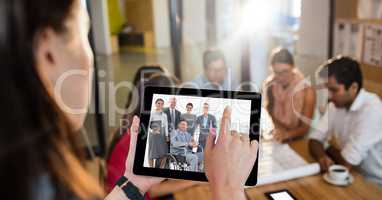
[173,140,382,200]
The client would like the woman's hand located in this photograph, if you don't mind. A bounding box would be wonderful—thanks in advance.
[124,116,165,195]
[205,107,259,200]
[273,128,288,143]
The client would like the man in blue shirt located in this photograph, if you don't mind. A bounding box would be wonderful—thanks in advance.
[184,48,238,91]
[171,120,204,171]
[196,103,217,149]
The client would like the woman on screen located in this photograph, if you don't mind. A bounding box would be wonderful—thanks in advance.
[148,98,169,168]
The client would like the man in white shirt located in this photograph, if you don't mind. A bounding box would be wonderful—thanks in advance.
[309,56,382,185]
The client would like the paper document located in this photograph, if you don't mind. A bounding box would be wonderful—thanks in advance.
[256,141,320,186]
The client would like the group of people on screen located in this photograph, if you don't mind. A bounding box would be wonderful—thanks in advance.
[148,97,217,172]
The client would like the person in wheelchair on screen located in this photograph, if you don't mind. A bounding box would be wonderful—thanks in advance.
[170,120,204,171]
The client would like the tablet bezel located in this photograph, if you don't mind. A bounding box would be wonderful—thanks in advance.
[133,86,261,186]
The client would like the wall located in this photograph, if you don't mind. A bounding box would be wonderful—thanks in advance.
[297,0,330,59]
[152,0,171,48]
[90,0,112,55]
[335,0,358,19]
[125,0,154,32]
[182,0,207,45]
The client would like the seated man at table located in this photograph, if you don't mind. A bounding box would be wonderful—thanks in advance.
[308,56,382,185]
[171,120,203,171]
[187,48,237,90]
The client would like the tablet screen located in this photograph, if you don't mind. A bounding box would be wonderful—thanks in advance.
[134,86,261,185]
[265,190,297,200]
[143,93,252,172]
[270,191,295,200]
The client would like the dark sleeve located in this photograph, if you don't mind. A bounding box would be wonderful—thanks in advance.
[176,110,181,124]
[163,108,171,124]
[196,116,201,126]
[211,115,217,128]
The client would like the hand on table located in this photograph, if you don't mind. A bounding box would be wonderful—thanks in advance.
[205,107,259,200]
[124,116,165,195]
[318,155,334,173]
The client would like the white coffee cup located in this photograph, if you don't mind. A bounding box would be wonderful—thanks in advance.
[328,165,349,182]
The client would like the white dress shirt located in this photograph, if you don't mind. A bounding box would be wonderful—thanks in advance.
[310,89,382,185]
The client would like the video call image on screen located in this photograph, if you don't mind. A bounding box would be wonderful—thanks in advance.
[144,94,252,172]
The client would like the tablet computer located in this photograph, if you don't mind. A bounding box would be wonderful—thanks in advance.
[133,86,261,186]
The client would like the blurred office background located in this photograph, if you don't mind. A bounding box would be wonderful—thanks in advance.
[83,0,382,167]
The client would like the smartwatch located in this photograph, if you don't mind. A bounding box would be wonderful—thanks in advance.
[116,176,145,200]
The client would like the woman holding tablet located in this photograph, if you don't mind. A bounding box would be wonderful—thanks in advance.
[0,0,258,200]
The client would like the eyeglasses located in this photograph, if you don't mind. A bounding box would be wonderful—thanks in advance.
[273,68,292,77]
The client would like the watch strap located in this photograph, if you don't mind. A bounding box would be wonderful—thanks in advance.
[116,176,144,200]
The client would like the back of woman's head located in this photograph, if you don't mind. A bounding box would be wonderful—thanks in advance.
[0,0,102,199]
[108,73,179,158]
[131,65,165,86]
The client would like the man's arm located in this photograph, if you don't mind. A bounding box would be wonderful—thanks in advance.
[176,110,181,122]
[163,115,169,137]
[211,115,217,128]
[309,139,326,160]
[309,139,334,172]
[196,116,201,127]
[326,146,354,169]
[171,134,188,148]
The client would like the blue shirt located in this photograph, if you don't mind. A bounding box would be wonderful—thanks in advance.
[170,130,193,155]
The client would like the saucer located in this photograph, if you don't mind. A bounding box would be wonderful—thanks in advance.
[323,173,354,186]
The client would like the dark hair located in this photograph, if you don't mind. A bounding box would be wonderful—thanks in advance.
[319,56,363,93]
[118,72,179,132]
[204,102,209,106]
[179,119,188,124]
[203,48,226,69]
[186,103,193,108]
[121,72,180,129]
[270,47,294,66]
[107,73,180,160]
[131,65,164,91]
[155,98,164,104]
[0,0,102,199]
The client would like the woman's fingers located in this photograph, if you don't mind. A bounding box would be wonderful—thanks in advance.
[250,140,259,155]
[240,133,250,143]
[231,130,240,140]
[131,115,140,133]
[128,116,140,162]
[218,106,232,142]
[204,131,216,159]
